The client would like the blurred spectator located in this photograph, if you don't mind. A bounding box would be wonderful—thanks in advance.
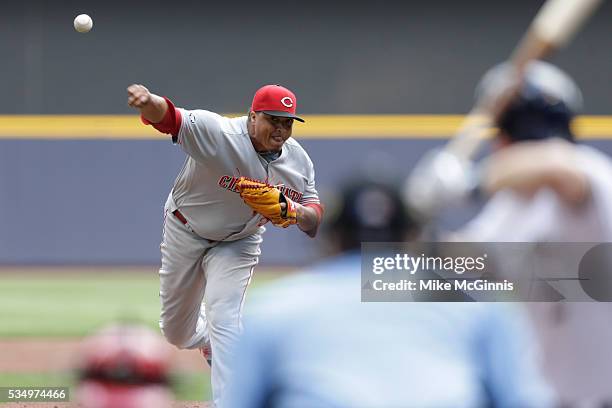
[223,180,553,408]
[75,323,174,408]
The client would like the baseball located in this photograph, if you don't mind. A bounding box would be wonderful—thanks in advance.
[73,14,93,33]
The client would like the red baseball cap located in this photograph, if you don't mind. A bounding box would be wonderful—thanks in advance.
[251,84,305,122]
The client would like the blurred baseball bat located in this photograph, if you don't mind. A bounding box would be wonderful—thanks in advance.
[446,0,603,160]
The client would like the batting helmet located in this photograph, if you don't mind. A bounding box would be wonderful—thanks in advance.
[75,323,173,408]
[476,60,583,143]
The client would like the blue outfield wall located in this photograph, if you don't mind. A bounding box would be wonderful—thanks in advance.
[2,138,612,266]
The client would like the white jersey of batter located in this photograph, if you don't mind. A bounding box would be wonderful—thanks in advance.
[166,109,320,241]
[459,144,612,406]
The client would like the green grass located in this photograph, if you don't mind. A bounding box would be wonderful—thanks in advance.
[0,371,211,401]
[0,275,161,337]
[0,268,288,401]
[0,372,75,387]
[171,372,211,401]
[0,269,286,337]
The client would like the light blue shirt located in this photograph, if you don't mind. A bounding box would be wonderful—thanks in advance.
[224,252,554,408]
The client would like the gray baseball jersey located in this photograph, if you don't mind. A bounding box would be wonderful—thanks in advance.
[166,109,320,241]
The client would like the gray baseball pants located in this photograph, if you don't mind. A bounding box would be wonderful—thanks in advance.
[159,209,262,406]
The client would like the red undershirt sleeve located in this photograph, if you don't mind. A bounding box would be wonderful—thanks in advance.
[140,97,182,143]
[304,203,324,225]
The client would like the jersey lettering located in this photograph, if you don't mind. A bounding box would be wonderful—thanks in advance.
[217,175,304,201]
[218,175,231,189]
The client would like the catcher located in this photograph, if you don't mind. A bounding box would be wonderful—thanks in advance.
[75,323,174,408]
[127,83,323,406]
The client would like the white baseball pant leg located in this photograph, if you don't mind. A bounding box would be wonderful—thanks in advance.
[159,209,261,406]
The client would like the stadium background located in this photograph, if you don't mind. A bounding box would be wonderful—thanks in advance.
[1,0,611,404]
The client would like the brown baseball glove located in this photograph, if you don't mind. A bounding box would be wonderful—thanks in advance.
[236,177,298,228]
